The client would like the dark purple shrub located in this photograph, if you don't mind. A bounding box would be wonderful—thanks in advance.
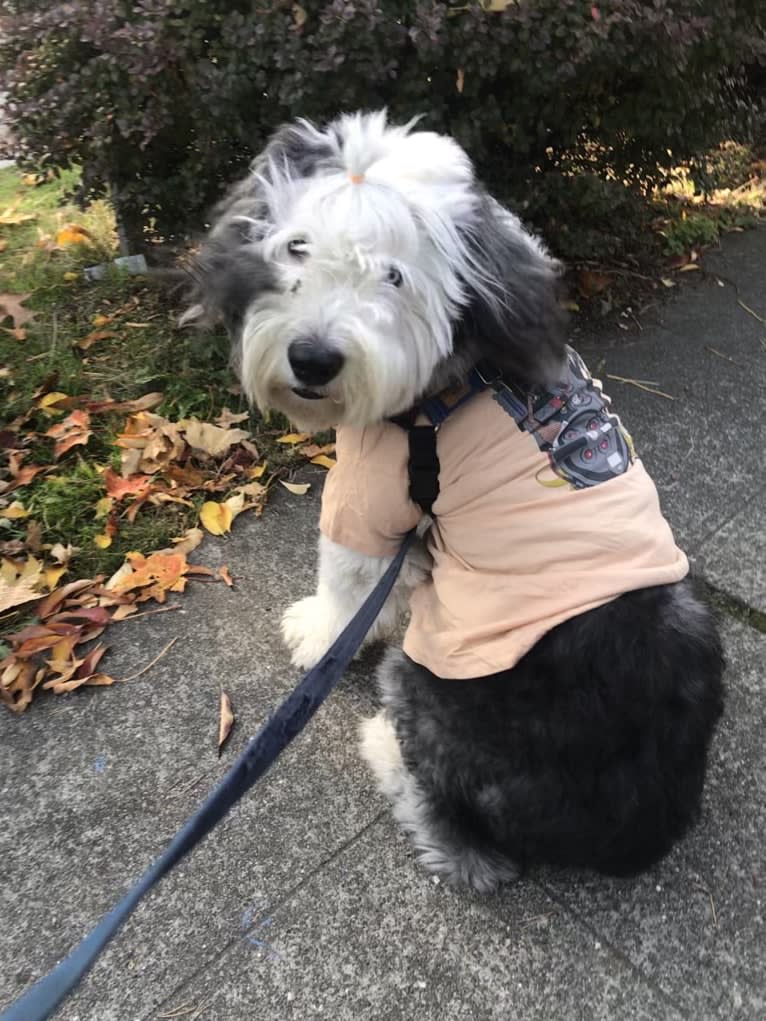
[0,0,763,257]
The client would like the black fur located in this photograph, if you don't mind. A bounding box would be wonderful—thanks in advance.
[185,121,337,333]
[452,192,568,386]
[378,579,724,878]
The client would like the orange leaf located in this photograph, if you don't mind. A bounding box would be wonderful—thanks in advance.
[103,468,153,500]
[76,329,118,351]
[45,409,92,458]
[56,223,93,246]
[219,565,234,588]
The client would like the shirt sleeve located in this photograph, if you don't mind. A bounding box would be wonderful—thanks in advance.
[319,424,423,558]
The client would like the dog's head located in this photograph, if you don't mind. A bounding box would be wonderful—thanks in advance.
[186,110,567,430]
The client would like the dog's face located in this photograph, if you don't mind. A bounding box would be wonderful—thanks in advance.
[188,111,567,430]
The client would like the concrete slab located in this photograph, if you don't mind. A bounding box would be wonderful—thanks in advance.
[577,225,766,612]
[154,821,684,1021]
[0,483,382,1021]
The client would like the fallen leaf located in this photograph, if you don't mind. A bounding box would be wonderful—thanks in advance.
[45,409,92,458]
[277,432,311,445]
[456,67,465,94]
[85,392,164,415]
[44,565,67,590]
[167,526,204,555]
[37,391,78,414]
[214,408,250,429]
[76,329,118,351]
[0,501,30,519]
[310,454,337,470]
[292,3,307,28]
[25,519,42,553]
[679,264,700,273]
[247,463,267,479]
[577,270,611,298]
[92,313,114,327]
[0,202,36,226]
[219,566,234,587]
[62,271,78,282]
[103,468,153,500]
[0,292,35,330]
[200,500,233,535]
[56,223,93,246]
[0,574,42,613]
[280,481,311,495]
[48,542,79,567]
[218,690,235,755]
[94,496,114,518]
[300,443,335,458]
[179,419,250,458]
[660,277,676,288]
[93,533,112,549]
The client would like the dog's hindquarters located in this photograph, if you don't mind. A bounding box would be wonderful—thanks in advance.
[361,580,724,885]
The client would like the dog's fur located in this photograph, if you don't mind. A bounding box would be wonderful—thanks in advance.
[187,111,724,890]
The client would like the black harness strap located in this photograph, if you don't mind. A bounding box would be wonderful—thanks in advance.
[406,424,440,516]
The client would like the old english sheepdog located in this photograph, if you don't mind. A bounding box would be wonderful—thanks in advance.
[187,111,724,891]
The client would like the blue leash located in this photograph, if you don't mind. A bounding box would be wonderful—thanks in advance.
[0,530,415,1021]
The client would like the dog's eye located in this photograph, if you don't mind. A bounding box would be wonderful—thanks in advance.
[385,266,403,288]
[287,239,309,259]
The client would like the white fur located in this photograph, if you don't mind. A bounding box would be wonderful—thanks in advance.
[359,711,520,893]
[237,111,518,431]
[281,533,430,669]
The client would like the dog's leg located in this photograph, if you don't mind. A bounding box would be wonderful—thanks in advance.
[281,534,430,669]
[359,710,521,894]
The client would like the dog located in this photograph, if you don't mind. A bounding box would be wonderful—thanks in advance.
[187,110,724,892]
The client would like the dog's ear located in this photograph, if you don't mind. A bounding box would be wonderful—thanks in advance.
[182,119,337,335]
[453,194,568,384]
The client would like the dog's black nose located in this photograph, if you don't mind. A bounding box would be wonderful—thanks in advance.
[288,337,345,387]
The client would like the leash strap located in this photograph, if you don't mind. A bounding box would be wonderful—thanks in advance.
[0,529,416,1021]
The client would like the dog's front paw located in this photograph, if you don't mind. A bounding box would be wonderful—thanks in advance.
[281,595,343,669]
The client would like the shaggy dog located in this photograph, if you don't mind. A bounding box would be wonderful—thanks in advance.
[187,111,724,891]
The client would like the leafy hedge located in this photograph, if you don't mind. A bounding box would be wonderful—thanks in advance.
[1,1,763,256]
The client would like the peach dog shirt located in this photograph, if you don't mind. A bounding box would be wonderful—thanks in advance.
[319,383,688,679]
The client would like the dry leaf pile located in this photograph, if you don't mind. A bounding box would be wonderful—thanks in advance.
[0,549,230,713]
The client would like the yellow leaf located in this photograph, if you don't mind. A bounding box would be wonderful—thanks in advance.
[92,313,113,327]
[277,432,311,445]
[309,454,336,470]
[679,264,700,273]
[223,491,247,519]
[200,500,233,536]
[248,463,267,479]
[94,496,114,518]
[37,391,70,412]
[280,481,311,496]
[62,271,79,282]
[44,565,67,590]
[94,533,112,549]
[0,501,30,519]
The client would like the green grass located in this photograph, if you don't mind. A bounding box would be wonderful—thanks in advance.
[0,166,264,595]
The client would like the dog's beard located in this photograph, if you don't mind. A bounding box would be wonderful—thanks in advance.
[239,291,454,430]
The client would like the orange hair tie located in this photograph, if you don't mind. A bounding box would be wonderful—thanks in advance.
[349,173,365,184]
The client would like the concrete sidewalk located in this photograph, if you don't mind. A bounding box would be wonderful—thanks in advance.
[1,228,764,1021]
